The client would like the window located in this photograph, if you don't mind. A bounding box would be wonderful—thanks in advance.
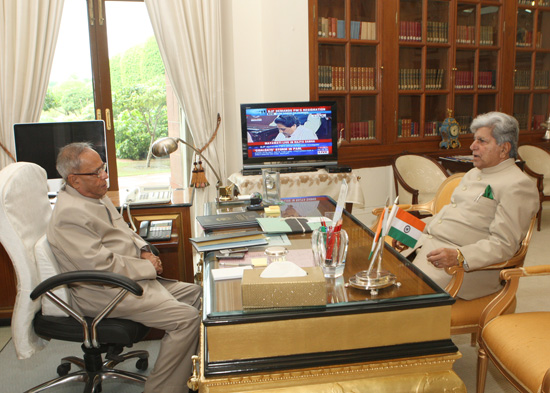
[43,0,186,191]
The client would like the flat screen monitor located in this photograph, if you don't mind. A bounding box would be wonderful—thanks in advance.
[240,101,338,169]
[13,120,107,192]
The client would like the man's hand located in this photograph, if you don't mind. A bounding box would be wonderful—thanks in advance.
[426,248,459,269]
[392,239,409,252]
[141,250,163,275]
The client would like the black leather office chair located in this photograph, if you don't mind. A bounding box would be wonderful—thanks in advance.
[0,162,150,393]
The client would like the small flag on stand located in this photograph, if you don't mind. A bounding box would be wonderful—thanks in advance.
[387,208,426,248]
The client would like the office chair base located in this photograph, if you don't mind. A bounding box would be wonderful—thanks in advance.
[24,368,147,393]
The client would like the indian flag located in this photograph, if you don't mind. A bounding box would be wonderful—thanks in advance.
[387,208,426,248]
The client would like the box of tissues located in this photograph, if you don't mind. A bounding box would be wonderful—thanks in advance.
[241,263,327,309]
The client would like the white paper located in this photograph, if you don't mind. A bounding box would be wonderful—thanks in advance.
[260,261,307,278]
[211,266,252,281]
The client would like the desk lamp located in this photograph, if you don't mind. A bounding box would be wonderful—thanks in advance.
[151,137,233,201]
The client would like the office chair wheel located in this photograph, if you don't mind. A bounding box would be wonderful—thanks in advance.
[136,357,148,371]
[57,362,71,376]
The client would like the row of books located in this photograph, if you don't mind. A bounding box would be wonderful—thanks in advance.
[426,22,448,43]
[454,71,474,90]
[519,0,550,5]
[317,17,377,40]
[399,21,422,42]
[348,120,376,141]
[318,17,345,38]
[350,21,376,40]
[457,25,495,46]
[455,116,473,133]
[350,67,376,90]
[513,70,550,90]
[398,68,445,90]
[397,119,420,138]
[512,113,548,130]
[318,65,345,91]
[516,29,543,48]
[477,71,496,89]
[424,121,440,137]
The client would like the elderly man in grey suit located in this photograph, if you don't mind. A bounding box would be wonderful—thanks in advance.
[407,112,538,300]
[47,142,201,393]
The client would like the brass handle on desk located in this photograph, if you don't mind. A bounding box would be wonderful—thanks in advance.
[187,355,200,390]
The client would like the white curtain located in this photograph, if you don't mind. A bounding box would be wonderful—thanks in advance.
[0,0,65,169]
[145,0,226,221]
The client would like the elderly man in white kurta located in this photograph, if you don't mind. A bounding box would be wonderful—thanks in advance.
[411,112,538,300]
[47,142,201,393]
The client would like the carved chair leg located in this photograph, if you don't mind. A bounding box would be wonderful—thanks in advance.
[477,346,489,393]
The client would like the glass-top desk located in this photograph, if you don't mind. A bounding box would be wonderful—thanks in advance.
[197,196,465,392]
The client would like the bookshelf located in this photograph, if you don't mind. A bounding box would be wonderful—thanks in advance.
[308,0,550,167]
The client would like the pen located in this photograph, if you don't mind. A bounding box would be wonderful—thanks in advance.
[475,192,483,202]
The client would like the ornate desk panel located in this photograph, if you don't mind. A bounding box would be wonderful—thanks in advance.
[197,197,465,392]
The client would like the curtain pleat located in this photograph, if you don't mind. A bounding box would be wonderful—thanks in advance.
[0,0,65,169]
[145,0,226,223]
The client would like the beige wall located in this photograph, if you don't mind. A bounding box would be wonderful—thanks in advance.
[220,0,393,216]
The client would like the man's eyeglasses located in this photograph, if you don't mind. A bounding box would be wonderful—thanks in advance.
[72,163,107,178]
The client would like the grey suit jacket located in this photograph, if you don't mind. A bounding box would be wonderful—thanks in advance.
[412,159,538,300]
[47,185,176,317]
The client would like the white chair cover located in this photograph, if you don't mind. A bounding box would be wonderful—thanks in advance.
[394,155,449,204]
[0,163,52,359]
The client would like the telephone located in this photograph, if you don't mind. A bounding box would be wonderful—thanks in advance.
[125,185,172,205]
[139,220,173,241]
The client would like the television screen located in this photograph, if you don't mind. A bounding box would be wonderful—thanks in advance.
[13,120,107,181]
[241,101,338,169]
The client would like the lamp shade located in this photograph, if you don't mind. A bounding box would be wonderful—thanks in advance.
[151,137,179,157]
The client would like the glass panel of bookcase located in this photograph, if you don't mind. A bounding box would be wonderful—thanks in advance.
[427,1,449,44]
[399,47,422,90]
[477,94,497,115]
[515,52,533,90]
[517,8,534,48]
[324,96,346,141]
[351,46,377,91]
[535,53,550,90]
[425,95,447,137]
[318,44,345,91]
[455,50,475,90]
[457,3,477,45]
[350,96,377,141]
[480,5,500,46]
[532,94,549,131]
[350,0,377,41]
[426,48,448,90]
[513,94,530,131]
[399,0,422,42]
[536,11,550,49]
[398,95,421,138]
[454,95,474,134]
[478,50,497,90]
[317,0,346,39]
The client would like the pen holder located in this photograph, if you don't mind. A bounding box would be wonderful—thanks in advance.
[311,228,349,278]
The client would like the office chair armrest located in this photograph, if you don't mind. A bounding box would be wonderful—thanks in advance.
[30,270,143,300]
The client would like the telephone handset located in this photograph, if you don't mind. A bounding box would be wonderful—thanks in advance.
[139,220,173,241]
[124,185,172,205]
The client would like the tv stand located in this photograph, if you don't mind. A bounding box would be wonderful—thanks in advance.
[229,168,365,212]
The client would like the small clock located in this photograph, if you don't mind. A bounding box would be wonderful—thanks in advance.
[439,109,461,149]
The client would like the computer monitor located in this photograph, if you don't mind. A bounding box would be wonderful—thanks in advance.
[13,120,107,193]
[240,101,338,169]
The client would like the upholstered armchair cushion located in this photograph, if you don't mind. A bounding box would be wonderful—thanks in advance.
[451,294,516,328]
[482,312,550,393]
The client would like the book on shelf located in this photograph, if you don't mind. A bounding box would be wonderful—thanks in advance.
[427,21,448,43]
[534,70,550,89]
[456,25,475,44]
[397,119,419,138]
[196,210,261,231]
[349,120,375,141]
[399,21,421,42]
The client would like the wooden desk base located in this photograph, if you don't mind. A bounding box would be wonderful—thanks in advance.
[194,328,465,392]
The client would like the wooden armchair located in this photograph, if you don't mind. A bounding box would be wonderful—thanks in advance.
[517,144,550,231]
[475,264,550,393]
[445,215,537,345]
[392,154,449,206]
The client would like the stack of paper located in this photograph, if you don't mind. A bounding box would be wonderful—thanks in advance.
[189,230,268,252]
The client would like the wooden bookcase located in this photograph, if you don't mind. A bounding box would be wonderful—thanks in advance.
[308,0,550,167]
